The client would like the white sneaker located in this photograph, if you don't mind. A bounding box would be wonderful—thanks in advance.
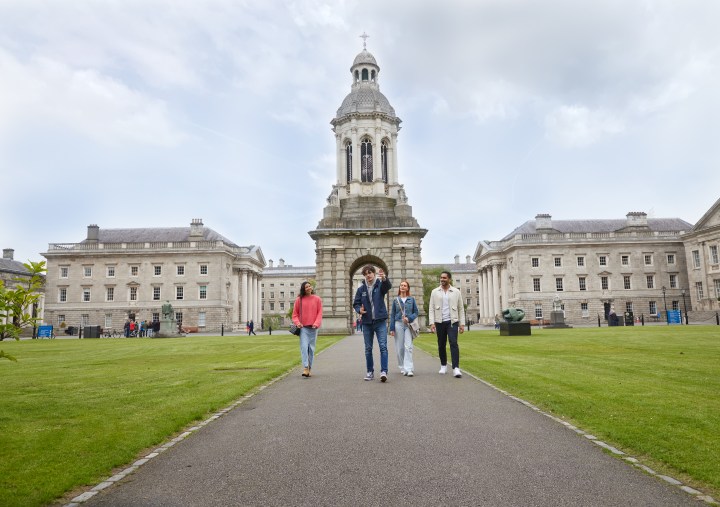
[453,367,462,378]
[406,371,414,377]
[439,365,447,375]
[400,369,406,375]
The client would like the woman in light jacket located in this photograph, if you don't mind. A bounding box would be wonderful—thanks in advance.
[389,280,419,377]
[292,281,323,377]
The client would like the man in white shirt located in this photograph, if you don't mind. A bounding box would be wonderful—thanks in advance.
[428,271,465,378]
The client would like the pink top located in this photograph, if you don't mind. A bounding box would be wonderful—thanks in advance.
[292,295,323,328]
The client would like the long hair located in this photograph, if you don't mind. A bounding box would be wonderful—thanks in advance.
[299,281,313,298]
[396,280,411,296]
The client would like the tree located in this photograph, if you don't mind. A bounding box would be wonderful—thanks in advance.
[0,260,46,344]
[421,267,445,317]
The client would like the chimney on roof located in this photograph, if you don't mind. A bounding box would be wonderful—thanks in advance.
[535,214,552,231]
[279,258,285,268]
[626,212,648,227]
[454,254,460,264]
[268,259,274,268]
[87,224,99,243]
[466,255,471,264]
[3,248,14,260]
[190,218,204,238]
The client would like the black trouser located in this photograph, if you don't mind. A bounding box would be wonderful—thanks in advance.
[435,321,459,368]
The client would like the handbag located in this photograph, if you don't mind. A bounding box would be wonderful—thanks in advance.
[397,297,420,339]
[290,298,302,336]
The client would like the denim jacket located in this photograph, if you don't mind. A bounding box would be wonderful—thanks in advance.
[353,276,392,324]
[389,296,419,332]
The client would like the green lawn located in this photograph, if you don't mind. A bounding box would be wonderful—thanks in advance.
[415,325,720,496]
[0,335,343,507]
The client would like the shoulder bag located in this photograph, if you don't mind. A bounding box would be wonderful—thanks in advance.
[397,297,420,339]
[289,298,302,336]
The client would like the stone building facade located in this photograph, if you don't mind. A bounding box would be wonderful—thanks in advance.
[474,212,693,325]
[42,220,264,333]
[682,198,720,314]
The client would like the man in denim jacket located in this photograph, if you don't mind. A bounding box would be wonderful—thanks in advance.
[353,265,392,382]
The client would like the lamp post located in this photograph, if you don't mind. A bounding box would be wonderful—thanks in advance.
[681,289,688,325]
[662,286,669,325]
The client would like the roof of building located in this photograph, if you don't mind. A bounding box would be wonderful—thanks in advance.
[0,257,30,276]
[336,86,396,118]
[501,218,692,240]
[263,266,315,277]
[353,49,378,67]
[82,227,240,247]
[421,263,477,274]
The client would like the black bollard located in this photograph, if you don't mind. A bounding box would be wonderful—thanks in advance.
[641,314,645,326]
[716,312,719,326]
[269,325,272,335]
[597,314,601,327]
[221,323,224,336]
[79,326,83,339]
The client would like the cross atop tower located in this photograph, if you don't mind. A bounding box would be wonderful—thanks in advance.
[359,31,369,50]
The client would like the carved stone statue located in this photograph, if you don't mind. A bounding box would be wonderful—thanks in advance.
[502,308,525,322]
[553,295,563,311]
[162,301,174,320]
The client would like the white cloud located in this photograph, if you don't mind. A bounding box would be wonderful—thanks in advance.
[544,105,625,147]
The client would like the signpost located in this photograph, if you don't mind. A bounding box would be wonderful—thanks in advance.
[667,310,682,325]
[37,325,53,338]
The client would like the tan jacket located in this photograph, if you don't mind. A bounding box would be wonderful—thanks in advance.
[428,285,466,325]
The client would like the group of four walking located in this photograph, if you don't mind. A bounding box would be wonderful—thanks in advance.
[291,266,465,380]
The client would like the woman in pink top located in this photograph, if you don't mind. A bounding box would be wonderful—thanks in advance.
[292,281,323,377]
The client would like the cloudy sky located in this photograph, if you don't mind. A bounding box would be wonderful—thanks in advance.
[2,0,719,267]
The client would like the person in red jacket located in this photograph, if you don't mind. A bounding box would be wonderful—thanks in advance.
[292,281,323,377]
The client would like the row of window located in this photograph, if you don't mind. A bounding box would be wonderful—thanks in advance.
[55,311,206,328]
[533,300,684,319]
[344,139,389,184]
[691,245,720,268]
[59,264,209,279]
[531,253,676,269]
[532,274,680,292]
[58,285,208,303]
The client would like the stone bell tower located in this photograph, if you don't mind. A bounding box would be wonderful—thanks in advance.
[309,41,427,335]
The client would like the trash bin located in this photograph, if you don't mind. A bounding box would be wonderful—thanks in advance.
[624,311,634,326]
[83,325,101,338]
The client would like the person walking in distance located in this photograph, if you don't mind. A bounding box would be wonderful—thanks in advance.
[389,280,419,377]
[428,271,465,378]
[292,281,323,377]
[353,265,392,382]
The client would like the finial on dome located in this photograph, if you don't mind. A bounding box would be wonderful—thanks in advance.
[359,31,369,50]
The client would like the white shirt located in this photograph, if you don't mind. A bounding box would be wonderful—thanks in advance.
[441,289,451,322]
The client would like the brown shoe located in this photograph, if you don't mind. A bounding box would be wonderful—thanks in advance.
[302,367,309,377]
[307,368,312,377]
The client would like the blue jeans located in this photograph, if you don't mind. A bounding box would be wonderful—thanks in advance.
[299,327,318,369]
[363,320,388,373]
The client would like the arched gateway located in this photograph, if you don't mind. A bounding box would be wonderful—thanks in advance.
[309,44,427,335]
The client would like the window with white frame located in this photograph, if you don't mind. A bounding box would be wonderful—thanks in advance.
[290,291,295,298]
[177,265,185,276]
[667,254,675,265]
[581,302,589,317]
[198,312,206,327]
[176,286,184,300]
[280,291,285,299]
[625,302,633,313]
[646,275,654,289]
[130,265,139,276]
[644,254,653,266]
[554,257,562,267]
[59,288,67,302]
[621,255,629,266]
[107,266,115,277]
[577,256,585,267]
[270,292,275,299]
[624,276,631,290]
[716,279,720,298]
[152,312,159,322]
[531,257,539,268]
[692,250,700,269]
[82,289,91,302]
[534,304,543,319]
[130,287,137,301]
[649,301,657,315]
[175,312,183,324]
[555,278,564,291]
[105,313,112,328]
[106,287,114,301]
[200,264,208,275]
[579,277,586,291]
[533,278,541,292]
[81,314,89,326]
[83,266,92,277]
[280,302,285,311]
[153,287,160,301]
[199,285,207,300]
[154,265,162,276]
[696,281,704,299]
[599,255,607,266]
[60,266,69,278]
[601,276,609,290]
[466,298,471,306]
[672,300,679,311]
[270,302,275,311]
[57,314,65,326]
[669,274,677,289]
[710,245,719,265]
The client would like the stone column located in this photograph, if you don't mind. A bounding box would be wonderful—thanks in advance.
[351,127,359,182]
[255,275,262,326]
[336,133,343,183]
[373,126,381,182]
[231,271,239,325]
[391,133,399,184]
[481,268,490,324]
[501,264,509,311]
[241,270,248,324]
[486,267,495,322]
[492,264,501,320]
[479,269,487,323]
